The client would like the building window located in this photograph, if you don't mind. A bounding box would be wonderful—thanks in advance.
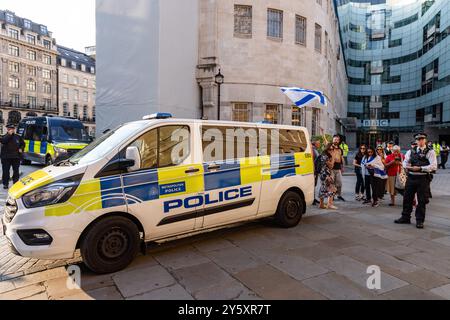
[267,9,283,39]
[62,74,68,83]
[9,28,19,39]
[73,104,79,118]
[63,88,69,100]
[83,106,88,120]
[232,103,250,122]
[92,106,96,120]
[44,99,52,109]
[312,108,320,136]
[295,15,307,45]
[61,58,67,67]
[8,45,19,57]
[27,50,37,61]
[8,76,19,89]
[325,31,328,57]
[316,0,322,5]
[24,19,31,29]
[42,69,51,79]
[292,106,306,127]
[9,62,19,73]
[27,79,37,92]
[71,61,77,69]
[40,25,47,34]
[43,83,51,94]
[6,12,15,23]
[43,40,51,50]
[265,104,280,124]
[74,90,79,101]
[73,76,79,85]
[234,5,252,37]
[83,78,88,87]
[27,96,37,109]
[27,34,36,44]
[63,103,69,116]
[315,24,322,52]
[83,91,89,102]
[9,94,20,107]
[90,66,95,74]
[27,66,37,76]
[43,54,52,65]
[81,64,86,72]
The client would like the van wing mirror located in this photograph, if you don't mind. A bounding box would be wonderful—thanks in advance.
[126,146,141,172]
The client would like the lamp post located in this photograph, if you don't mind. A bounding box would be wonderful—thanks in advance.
[215,69,224,121]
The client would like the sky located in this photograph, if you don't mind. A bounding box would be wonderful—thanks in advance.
[1,0,95,52]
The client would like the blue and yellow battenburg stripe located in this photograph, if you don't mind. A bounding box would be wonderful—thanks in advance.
[40,153,313,217]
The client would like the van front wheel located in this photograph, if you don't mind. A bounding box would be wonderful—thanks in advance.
[80,216,140,274]
[275,191,305,228]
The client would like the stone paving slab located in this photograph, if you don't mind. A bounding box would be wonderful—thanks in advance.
[1,173,450,299]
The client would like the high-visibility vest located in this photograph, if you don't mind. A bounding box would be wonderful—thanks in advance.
[433,143,441,156]
[340,143,349,157]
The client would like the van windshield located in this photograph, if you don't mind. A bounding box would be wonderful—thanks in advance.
[70,121,150,165]
[51,124,90,143]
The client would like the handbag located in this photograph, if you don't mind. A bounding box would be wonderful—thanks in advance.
[395,166,407,190]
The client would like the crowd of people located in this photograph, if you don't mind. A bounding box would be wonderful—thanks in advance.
[311,132,443,229]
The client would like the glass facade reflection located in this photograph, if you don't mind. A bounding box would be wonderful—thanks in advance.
[336,0,450,147]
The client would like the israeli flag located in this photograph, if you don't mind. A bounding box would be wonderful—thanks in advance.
[281,87,327,108]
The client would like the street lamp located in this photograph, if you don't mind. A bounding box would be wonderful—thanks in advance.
[215,69,224,121]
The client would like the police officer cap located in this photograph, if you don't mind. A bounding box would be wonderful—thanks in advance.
[6,123,16,129]
[414,132,427,140]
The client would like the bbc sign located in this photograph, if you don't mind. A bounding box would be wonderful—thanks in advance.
[362,120,389,127]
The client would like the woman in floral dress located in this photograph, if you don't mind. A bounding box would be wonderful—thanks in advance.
[319,143,338,210]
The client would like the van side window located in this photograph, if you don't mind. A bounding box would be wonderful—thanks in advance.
[130,125,190,170]
[202,126,258,162]
[278,129,307,154]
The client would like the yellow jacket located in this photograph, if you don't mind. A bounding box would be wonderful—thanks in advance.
[433,143,441,156]
[340,143,349,157]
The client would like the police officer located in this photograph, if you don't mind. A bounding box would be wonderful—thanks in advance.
[395,133,437,229]
[1,123,25,189]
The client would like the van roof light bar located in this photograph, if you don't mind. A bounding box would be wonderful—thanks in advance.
[143,113,173,120]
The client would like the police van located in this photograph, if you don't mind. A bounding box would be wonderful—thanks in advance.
[18,116,92,166]
[2,114,314,274]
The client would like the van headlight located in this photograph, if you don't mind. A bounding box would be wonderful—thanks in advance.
[22,178,81,209]
[54,147,68,156]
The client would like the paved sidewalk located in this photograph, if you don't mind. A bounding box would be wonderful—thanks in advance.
[1,169,450,299]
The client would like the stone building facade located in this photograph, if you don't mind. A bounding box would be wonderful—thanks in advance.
[0,10,58,134]
[197,0,348,137]
[57,46,96,136]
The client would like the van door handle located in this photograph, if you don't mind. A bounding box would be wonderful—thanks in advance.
[207,164,221,170]
[185,168,200,174]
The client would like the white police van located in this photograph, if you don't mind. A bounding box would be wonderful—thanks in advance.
[1,114,314,274]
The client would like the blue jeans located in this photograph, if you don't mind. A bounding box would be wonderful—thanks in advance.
[355,167,365,194]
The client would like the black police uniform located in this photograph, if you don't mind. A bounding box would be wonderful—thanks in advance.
[400,146,434,224]
[1,132,25,187]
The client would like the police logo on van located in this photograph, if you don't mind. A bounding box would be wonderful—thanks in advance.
[163,186,252,213]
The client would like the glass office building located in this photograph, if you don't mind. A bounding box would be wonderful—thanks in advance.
[336,0,450,147]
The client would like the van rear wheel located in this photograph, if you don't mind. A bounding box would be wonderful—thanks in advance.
[275,191,305,228]
[80,216,140,274]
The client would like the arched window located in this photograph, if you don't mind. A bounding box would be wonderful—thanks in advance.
[26,79,36,91]
[8,111,22,125]
[73,104,79,119]
[8,76,19,88]
[63,102,69,117]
